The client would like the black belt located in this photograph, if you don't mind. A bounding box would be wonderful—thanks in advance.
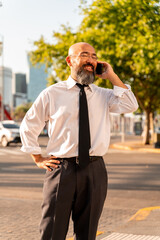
[56,156,102,164]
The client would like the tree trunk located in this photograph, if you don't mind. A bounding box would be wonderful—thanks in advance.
[144,110,150,145]
[150,112,154,144]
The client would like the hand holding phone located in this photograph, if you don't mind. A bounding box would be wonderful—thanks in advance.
[96,63,103,75]
[96,62,113,78]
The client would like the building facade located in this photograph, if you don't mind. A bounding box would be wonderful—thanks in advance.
[13,73,27,108]
[0,66,12,108]
[27,57,48,103]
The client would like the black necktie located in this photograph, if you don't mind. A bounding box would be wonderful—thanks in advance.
[76,83,91,168]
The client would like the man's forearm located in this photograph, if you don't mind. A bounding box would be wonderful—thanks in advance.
[107,72,128,89]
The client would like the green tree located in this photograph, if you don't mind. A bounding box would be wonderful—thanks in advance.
[14,103,32,121]
[30,0,160,144]
[30,26,80,84]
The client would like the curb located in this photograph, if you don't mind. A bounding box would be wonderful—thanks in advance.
[110,144,160,153]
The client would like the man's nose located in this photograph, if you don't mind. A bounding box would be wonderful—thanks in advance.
[86,58,94,65]
[87,59,95,65]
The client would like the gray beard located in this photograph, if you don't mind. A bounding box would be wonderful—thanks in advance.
[76,69,95,85]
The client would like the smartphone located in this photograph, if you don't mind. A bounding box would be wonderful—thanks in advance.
[96,63,103,75]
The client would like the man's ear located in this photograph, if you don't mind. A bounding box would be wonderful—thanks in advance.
[66,56,72,67]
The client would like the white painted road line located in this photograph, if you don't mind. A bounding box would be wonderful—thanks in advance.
[101,233,160,240]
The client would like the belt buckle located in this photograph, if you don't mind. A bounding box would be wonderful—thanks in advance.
[76,157,79,164]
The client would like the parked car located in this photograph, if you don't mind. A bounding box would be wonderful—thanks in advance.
[155,127,160,134]
[0,120,21,147]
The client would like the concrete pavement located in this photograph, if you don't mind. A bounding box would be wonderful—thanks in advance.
[0,135,160,240]
[97,145,160,240]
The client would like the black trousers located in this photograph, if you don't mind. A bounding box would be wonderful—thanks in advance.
[39,157,108,240]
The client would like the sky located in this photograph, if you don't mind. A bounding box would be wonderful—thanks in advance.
[0,0,91,73]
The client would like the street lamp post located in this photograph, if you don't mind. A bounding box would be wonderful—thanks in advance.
[0,34,4,121]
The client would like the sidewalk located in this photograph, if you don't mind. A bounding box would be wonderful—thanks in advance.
[97,135,160,240]
[109,135,160,153]
[98,204,160,239]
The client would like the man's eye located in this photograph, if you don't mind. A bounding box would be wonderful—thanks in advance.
[92,56,98,60]
[79,54,98,60]
[80,54,88,57]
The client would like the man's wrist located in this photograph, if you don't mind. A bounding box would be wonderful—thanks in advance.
[31,154,42,163]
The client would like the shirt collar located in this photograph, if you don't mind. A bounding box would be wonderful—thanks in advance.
[66,76,93,92]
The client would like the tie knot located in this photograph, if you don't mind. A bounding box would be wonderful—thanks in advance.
[76,83,88,90]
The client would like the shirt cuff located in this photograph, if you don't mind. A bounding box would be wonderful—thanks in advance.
[113,84,131,98]
[20,146,42,154]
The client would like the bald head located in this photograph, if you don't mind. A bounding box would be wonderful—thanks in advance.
[66,42,97,85]
[68,42,95,56]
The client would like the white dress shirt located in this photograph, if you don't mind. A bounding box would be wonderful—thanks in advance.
[20,76,138,157]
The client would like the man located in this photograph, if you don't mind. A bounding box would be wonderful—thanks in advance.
[20,42,138,240]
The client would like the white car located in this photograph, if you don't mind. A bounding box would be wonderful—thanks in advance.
[0,120,21,147]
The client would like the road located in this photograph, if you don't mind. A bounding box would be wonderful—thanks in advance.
[0,137,160,240]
